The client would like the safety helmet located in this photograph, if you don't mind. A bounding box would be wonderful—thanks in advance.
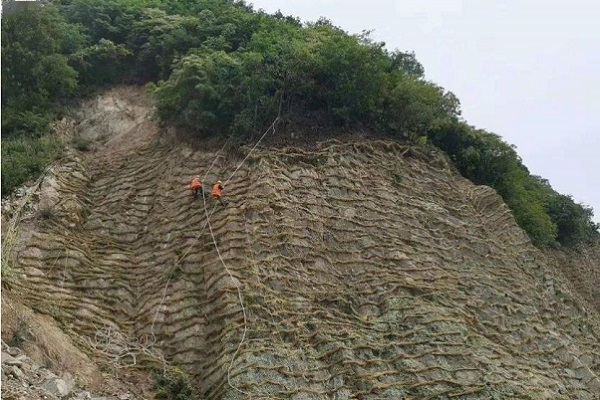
[217,180,222,185]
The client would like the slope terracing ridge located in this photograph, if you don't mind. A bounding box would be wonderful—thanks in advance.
[8,88,600,399]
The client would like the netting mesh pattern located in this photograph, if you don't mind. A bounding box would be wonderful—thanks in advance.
[12,136,600,399]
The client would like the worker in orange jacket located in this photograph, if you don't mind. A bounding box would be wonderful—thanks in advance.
[211,180,226,206]
[189,175,203,199]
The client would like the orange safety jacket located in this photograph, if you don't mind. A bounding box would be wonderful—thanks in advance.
[190,178,202,189]
[211,183,223,198]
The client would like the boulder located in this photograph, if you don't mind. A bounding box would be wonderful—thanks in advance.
[2,353,27,368]
[4,358,23,367]
[10,365,25,379]
[42,378,73,398]
[7,347,20,357]
[73,391,92,400]
[1,351,15,364]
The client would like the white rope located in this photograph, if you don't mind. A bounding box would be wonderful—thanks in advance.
[175,113,281,395]
[171,137,232,268]
[203,135,232,182]
[202,184,250,396]
[224,118,278,185]
[199,115,280,395]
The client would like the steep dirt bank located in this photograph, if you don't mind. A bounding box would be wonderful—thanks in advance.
[3,87,600,399]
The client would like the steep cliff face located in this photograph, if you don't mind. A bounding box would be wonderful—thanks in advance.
[3,87,600,399]
[546,244,600,314]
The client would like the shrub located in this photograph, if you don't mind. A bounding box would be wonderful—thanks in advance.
[153,368,199,400]
[1,136,63,195]
[38,203,56,220]
[2,0,596,248]
[74,137,93,152]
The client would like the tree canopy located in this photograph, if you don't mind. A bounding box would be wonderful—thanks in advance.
[2,0,597,247]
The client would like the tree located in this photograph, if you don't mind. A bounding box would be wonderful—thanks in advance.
[2,0,596,246]
[70,39,132,87]
[1,2,83,136]
[388,50,424,78]
[153,50,246,136]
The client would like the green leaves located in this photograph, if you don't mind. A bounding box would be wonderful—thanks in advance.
[70,39,132,87]
[153,50,246,135]
[130,9,203,80]
[536,187,599,246]
[152,368,198,400]
[35,54,79,98]
[1,135,63,194]
[383,76,460,138]
[428,121,598,247]
[59,0,143,44]
[1,3,81,136]
[2,0,596,246]
[388,50,425,78]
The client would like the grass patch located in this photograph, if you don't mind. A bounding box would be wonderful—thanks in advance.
[391,172,403,188]
[165,265,183,281]
[153,368,199,400]
[74,137,92,152]
[1,135,63,194]
[1,263,19,290]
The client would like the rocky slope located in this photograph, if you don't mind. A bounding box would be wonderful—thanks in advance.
[1,339,132,400]
[2,87,600,399]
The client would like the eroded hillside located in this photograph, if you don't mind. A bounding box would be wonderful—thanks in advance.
[3,87,600,399]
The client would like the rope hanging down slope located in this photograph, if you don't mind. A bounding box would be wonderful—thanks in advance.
[169,92,282,393]
[201,117,279,395]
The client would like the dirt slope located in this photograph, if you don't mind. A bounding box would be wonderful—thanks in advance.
[4,87,600,399]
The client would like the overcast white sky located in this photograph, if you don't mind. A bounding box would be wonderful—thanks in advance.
[249,0,600,222]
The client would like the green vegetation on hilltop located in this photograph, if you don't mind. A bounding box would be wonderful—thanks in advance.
[1,0,597,247]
